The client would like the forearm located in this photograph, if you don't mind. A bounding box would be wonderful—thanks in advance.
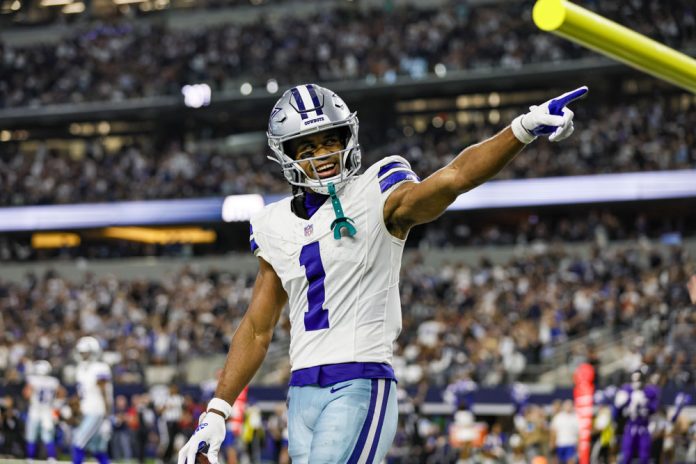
[213,315,273,406]
[445,126,525,195]
[99,387,112,413]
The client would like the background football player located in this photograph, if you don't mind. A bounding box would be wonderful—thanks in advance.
[179,83,587,464]
[24,360,65,462]
[72,336,113,464]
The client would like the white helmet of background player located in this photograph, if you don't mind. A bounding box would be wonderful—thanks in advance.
[76,336,102,361]
[267,84,361,195]
[33,360,52,376]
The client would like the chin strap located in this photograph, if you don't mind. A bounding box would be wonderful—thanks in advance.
[328,182,356,239]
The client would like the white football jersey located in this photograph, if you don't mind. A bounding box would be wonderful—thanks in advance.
[75,361,112,416]
[27,374,60,416]
[250,156,418,371]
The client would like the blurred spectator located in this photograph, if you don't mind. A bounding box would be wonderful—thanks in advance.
[550,399,579,464]
[156,384,185,463]
[111,394,134,460]
[687,275,696,304]
[0,395,24,456]
[1,1,694,109]
[1,90,694,207]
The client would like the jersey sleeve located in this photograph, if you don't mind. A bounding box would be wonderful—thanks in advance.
[249,218,271,263]
[374,155,420,198]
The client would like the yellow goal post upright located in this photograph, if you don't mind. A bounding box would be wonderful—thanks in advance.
[533,0,696,94]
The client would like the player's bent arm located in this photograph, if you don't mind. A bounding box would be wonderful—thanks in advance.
[385,127,524,237]
[211,257,287,415]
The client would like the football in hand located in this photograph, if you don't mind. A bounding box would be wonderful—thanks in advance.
[195,452,210,464]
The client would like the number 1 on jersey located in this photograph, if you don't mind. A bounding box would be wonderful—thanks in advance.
[299,242,330,331]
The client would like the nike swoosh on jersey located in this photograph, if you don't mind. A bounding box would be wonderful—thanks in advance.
[330,384,352,393]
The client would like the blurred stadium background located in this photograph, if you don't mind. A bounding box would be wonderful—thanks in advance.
[1,0,695,462]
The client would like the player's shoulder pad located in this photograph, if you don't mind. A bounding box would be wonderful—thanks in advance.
[364,155,420,195]
[250,196,290,230]
[249,197,291,257]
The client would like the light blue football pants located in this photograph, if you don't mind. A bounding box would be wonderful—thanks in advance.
[25,414,55,443]
[288,378,398,464]
[73,415,109,452]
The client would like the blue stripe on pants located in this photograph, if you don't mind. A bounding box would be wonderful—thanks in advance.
[346,379,379,464]
[74,415,104,449]
[366,380,391,463]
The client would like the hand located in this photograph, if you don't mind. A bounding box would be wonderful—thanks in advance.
[687,275,696,304]
[512,86,588,143]
[178,411,226,464]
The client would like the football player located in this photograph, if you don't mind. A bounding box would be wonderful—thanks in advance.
[614,367,660,464]
[72,336,113,464]
[179,83,587,464]
[24,360,65,462]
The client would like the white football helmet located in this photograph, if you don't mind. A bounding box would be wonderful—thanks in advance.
[33,360,52,376]
[76,336,102,361]
[267,83,361,195]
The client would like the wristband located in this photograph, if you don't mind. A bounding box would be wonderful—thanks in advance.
[511,115,537,144]
[207,398,233,419]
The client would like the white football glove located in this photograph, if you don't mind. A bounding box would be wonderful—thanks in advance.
[178,398,231,464]
[511,86,588,144]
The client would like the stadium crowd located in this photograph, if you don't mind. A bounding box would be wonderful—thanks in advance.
[1,388,694,462]
[0,243,694,461]
[1,243,692,388]
[1,0,695,108]
[1,91,694,207]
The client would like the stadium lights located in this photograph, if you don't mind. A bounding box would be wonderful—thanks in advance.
[98,227,216,244]
[240,82,253,95]
[221,194,265,222]
[31,233,81,249]
[97,121,110,135]
[10,0,21,10]
[62,1,84,13]
[266,79,279,94]
[181,83,211,108]
[39,0,71,6]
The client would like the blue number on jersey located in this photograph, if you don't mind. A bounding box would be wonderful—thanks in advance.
[38,388,53,404]
[299,242,330,331]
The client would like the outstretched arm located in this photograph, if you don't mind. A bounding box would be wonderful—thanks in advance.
[385,87,588,238]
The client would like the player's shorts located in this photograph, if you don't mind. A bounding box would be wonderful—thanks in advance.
[556,445,577,463]
[287,378,397,464]
[73,415,109,453]
[25,413,55,443]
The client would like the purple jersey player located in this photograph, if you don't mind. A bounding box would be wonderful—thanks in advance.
[613,368,660,464]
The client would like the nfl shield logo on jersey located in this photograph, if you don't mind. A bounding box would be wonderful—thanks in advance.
[304,224,314,237]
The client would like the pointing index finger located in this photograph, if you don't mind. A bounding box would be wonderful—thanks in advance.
[548,86,589,115]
